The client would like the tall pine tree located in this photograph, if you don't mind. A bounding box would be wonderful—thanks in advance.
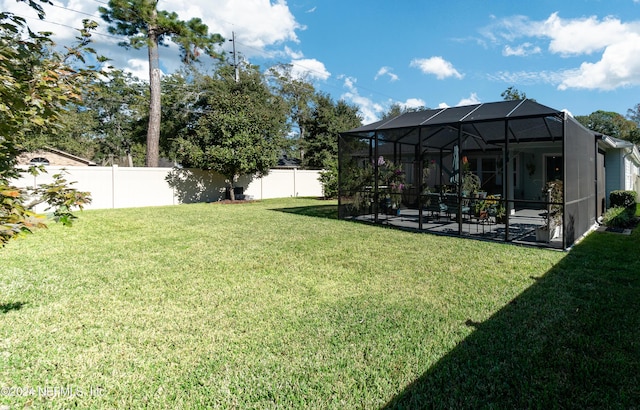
[100,1,224,166]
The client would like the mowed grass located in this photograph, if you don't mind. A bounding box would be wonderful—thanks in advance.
[0,198,638,408]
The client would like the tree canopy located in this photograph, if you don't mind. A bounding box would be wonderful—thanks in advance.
[301,93,362,169]
[380,103,427,121]
[1,3,97,245]
[501,86,534,102]
[575,110,639,143]
[172,64,289,199]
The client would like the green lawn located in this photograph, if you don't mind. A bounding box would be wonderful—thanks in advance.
[1,198,638,409]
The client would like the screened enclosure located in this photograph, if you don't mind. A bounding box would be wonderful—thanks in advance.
[338,100,598,249]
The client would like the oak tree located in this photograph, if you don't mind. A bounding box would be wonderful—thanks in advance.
[173,64,289,200]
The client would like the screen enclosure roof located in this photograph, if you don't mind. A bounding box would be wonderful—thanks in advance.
[341,100,568,151]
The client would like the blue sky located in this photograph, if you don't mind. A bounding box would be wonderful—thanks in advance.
[5,0,640,124]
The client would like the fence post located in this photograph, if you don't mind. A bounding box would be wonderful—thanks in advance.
[111,165,118,209]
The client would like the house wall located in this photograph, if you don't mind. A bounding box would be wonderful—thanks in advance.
[624,156,639,192]
[14,166,324,212]
[17,150,90,166]
[517,146,562,201]
[604,150,624,207]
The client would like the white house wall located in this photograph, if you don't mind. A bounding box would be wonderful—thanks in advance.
[13,166,324,211]
[604,150,624,207]
[623,156,639,194]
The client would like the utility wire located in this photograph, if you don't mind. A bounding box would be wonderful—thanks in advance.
[27,0,401,104]
[10,12,122,41]
[49,2,98,19]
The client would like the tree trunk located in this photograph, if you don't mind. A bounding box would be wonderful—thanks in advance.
[227,179,235,201]
[146,17,161,167]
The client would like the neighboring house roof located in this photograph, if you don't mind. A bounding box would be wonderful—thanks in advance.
[18,147,96,166]
[599,135,640,166]
[276,154,302,168]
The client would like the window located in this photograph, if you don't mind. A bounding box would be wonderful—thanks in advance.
[29,157,50,165]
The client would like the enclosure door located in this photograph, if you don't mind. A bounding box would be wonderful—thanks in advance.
[545,155,563,183]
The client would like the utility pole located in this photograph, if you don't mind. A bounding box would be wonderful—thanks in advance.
[230,31,239,83]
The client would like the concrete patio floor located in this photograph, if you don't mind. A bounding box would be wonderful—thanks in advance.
[352,208,565,249]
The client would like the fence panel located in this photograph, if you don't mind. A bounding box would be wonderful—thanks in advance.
[13,166,323,210]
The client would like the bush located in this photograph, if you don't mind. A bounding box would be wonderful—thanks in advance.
[602,206,635,228]
[318,161,338,199]
[610,190,637,209]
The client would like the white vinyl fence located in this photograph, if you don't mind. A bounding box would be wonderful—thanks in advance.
[14,166,324,211]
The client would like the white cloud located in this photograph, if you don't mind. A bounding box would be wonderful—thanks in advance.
[485,12,640,90]
[503,42,541,57]
[4,0,306,81]
[375,66,399,82]
[435,93,480,109]
[410,57,464,80]
[0,0,100,41]
[558,33,640,90]
[284,46,304,59]
[488,70,565,85]
[401,98,426,109]
[539,13,630,56]
[166,0,304,52]
[124,59,151,80]
[290,59,330,81]
[340,76,383,124]
[457,93,481,106]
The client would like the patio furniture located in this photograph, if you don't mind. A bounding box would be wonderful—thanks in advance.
[443,193,470,222]
[423,192,442,220]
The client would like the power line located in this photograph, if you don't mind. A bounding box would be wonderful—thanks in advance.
[10,12,122,41]
[49,2,97,19]
[26,0,401,105]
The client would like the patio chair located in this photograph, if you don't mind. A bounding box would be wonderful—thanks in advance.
[443,193,470,222]
[423,192,442,220]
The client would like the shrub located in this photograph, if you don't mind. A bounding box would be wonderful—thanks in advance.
[602,206,635,228]
[318,161,338,199]
[609,190,637,209]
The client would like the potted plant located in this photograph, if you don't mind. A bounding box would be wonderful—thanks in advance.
[377,156,407,215]
[462,172,480,197]
[535,180,563,242]
[494,203,506,224]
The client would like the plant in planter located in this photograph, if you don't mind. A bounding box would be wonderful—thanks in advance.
[473,199,486,217]
[377,156,407,214]
[535,179,563,242]
[486,196,506,223]
[494,204,506,223]
[462,172,481,197]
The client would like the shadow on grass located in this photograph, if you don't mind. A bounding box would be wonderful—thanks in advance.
[383,230,640,409]
[0,301,26,314]
[271,204,338,220]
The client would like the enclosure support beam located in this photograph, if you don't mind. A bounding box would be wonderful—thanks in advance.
[505,120,510,241]
[457,124,462,236]
[374,132,379,224]
[418,127,424,230]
